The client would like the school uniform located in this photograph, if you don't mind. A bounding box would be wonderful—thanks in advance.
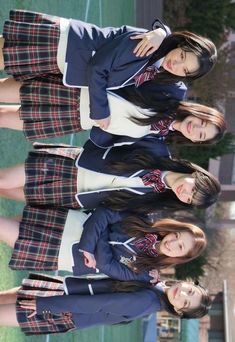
[80,87,183,148]
[3,9,187,140]
[23,138,170,208]
[10,205,160,284]
[72,207,161,282]
[16,274,163,335]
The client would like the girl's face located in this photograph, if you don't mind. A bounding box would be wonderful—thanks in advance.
[178,115,218,142]
[159,231,194,257]
[162,48,200,76]
[171,174,196,204]
[167,282,202,313]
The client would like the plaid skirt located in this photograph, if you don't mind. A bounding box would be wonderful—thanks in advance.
[3,10,82,140]
[16,273,76,335]
[20,74,82,140]
[24,151,80,208]
[9,206,68,270]
[3,10,61,79]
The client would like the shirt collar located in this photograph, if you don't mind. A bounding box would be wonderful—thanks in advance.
[161,171,171,189]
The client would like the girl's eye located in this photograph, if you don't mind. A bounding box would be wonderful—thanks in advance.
[181,51,184,60]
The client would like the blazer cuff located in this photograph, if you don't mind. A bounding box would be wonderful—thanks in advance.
[152,18,171,35]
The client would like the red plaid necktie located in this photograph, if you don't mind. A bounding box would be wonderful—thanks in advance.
[151,118,173,136]
[142,169,166,193]
[134,66,158,87]
[131,234,160,257]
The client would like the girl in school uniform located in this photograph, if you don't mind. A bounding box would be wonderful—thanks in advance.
[0,10,216,139]
[0,205,206,283]
[0,275,211,335]
[0,139,220,211]
[84,98,226,148]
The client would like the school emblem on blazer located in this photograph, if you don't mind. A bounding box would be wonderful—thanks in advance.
[119,256,134,267]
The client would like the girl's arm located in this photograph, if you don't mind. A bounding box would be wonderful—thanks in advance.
[35,290,158,316]
[95,236,155,283]
[78,207,125,255]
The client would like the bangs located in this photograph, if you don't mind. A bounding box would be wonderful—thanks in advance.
[191,172,215,206]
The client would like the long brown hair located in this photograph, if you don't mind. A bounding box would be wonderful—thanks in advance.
[130,101,226,145]
[122,216,206,271]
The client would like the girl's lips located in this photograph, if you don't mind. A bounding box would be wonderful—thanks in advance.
[165,241,170,251]
[167,60,172,70]
[187,121,191,134]
[176,184,183,195]
[173,286,179,299]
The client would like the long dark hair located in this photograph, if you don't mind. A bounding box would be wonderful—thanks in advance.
[149,31,217,83]
[114,30,216,105]
[122,217,206,272]
[130,101,226,145]
[111,280,211,319]
[104,154,221,213]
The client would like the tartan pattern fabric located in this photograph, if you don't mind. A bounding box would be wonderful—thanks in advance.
[3,10,61,80]
[24,151,80,208]
[19,74,82,140]
[16,273,76,335]
[131,234,160,257]
[150,118,174,136]
[134,66,159,87]
[9,206,68,270]
[142,169,166,193]
[2,10,83,140]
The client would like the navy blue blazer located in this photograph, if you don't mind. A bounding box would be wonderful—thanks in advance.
[36,277,163,329]
[72,207,154,282]
[63,18,179,120]
[75,138,170,208]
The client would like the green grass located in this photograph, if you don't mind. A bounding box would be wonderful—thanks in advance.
[0,1,143,341]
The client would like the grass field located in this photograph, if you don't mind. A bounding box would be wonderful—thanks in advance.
[0,1,144,341]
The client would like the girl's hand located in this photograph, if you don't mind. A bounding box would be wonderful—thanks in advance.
[149,269,160,284]
[94,116,111,130]
[83,251,97,269]
[19,300,37,318]
[131,28,166,57]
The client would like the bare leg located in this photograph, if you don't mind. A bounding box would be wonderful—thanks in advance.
[0,216,19,248]
[0,105,23,130]
[0,78,21,103]
[0,36,4,70]
[0,304,19,326]
[0,287,20,304]
[0,164,25,190]
[0,187,25,202]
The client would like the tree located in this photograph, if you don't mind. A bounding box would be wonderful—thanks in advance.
[185,0,235,45]
[191,43,235,105]
[176,132,235,167]
[175,255,207,280]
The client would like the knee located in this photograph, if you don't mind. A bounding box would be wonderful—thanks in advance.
[0,176,10,189]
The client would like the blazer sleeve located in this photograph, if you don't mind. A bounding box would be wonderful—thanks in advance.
[78,207,126,254]
[95,236,152,283]
[87,32,149,120]
[36,289,159,316]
